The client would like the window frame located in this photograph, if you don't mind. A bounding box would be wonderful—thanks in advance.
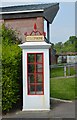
[27,53,44,95]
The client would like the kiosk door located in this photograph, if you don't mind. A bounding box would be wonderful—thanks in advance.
[27,53,44,95]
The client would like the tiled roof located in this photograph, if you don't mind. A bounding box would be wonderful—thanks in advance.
[56,52,77,56]
[1,3,58,12]
[1,3,59,24]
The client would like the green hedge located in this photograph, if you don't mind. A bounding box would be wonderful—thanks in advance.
[1,25,22,112]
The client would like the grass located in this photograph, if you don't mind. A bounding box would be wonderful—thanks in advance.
[50,77,76,100]
[50,67,64,78]
[66,67,76,76]
[50,67,76,78]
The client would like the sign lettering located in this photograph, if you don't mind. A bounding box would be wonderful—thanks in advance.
[26,35,44,41]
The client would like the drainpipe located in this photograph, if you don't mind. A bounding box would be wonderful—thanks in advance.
[47,21,50,42]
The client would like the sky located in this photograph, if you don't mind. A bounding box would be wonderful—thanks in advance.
[50,2,75,43]
[0,0,76,44]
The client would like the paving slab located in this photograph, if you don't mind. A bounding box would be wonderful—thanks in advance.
[2,100,76,119]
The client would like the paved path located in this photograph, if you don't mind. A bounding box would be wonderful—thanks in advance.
[51,75,76,79]
[2,100,76,119]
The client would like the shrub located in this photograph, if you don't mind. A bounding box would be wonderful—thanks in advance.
[1,24,22,112]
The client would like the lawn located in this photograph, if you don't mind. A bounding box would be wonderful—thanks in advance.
[50,77,76,100]
[50,66,76,78]
[50,67,64,78]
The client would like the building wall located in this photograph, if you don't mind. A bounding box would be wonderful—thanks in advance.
[4,17,44,42]
[57,55,77,64]
[67,55,77,63]
[50,48,57,65]
[51,55,57,64]
[57,56,67,64]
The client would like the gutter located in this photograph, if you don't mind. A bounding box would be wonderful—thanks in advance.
[0,9,44,14]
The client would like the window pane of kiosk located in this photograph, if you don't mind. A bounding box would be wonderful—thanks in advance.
[36,64,42,72]
[28,64,35,73]
[28,74,35,83]
[28,54,35,63]
[29,85,35,94]
[36,85,43,94]
[36,54,42,63]
[36,74,42,83]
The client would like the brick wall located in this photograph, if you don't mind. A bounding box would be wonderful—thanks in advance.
[4,17,44,42]
[0,20,4,27]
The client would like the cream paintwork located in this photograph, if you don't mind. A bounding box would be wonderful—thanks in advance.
[19,41,51,111]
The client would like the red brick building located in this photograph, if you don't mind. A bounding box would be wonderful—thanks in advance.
[0,3,59,43]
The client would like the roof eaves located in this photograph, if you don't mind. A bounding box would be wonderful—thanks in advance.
[43,3,59,23]
[43,3,59,11]
[0,9,44,15]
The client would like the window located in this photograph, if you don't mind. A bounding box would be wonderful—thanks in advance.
[27,53,44,95]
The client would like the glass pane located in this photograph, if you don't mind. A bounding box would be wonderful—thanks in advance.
[36,64,42,72]
[36,74,42,83]
[28,54,35,63]
[28,64,35,73]
[28,74,35,83]
[36,85,43,94]
[36,54,42,63]
[29,85,35,94]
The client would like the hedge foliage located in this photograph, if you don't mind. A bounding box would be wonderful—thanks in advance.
[1,24,22,112]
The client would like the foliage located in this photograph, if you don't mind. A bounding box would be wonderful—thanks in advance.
[54,36,77,54]
[2,24,22,45]
[1,24,22,112]
[50,77,75,100]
